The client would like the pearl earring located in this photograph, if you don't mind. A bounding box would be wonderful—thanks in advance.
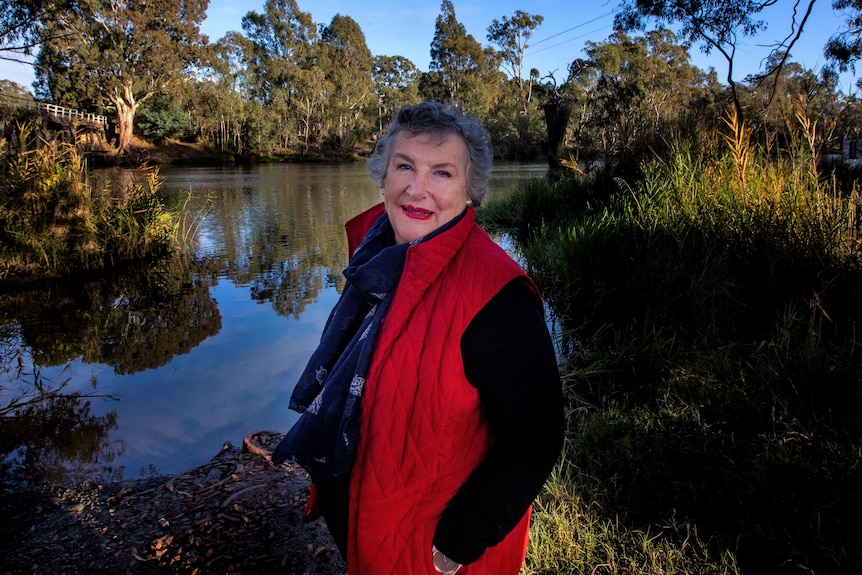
[466,199,473,206]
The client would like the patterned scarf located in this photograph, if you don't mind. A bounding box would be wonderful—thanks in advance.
[272,210,463,483]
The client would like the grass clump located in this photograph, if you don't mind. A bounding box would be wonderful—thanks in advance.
[483,115,862,574]
[525,454,740,575]
[0,124,193,282]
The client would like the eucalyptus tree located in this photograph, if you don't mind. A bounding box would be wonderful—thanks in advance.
[486,10,544,112]
[34,0,209,152]
[583,31,651,162]
[615,0,817,120]
[241,0,318,151]
[182,32,253,154]
[427,0,503,115]
[564,58,600,167]
[0,0,76,75]
[482,9,547,159]
[826,0,862,83]
[0,79,34,100]
[319,14,375,151]
[180,75,246,154]
[372,55,421,132]
[212,31,284,155]
[833,91,862,146]
[168,30,259,155]
[744,55,842,155]
[577,30,714,165]
[635,29,712,133]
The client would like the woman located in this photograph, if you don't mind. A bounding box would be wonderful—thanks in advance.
[272,101,564,574]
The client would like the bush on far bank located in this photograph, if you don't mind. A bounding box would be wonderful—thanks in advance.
[0,123,179,283]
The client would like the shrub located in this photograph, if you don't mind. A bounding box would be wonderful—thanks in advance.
[0,123,179,281]
[136,94,190,142]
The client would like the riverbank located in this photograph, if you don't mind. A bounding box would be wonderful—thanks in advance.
[85,139,240,168]
[0,431,346,575]
[479,142,862,573]
[87,138,369,169]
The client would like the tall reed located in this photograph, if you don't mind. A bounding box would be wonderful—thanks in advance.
[482,105,862,574]
[0,123,193,281]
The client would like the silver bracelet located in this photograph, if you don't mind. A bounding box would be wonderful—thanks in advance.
[432,545,462,574]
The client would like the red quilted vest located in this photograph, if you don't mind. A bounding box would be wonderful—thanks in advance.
[344,204,535,574]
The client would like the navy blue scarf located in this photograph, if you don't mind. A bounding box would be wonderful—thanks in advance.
[272,210,463,482]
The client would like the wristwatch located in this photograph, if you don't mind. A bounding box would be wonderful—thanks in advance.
[432,545,462,574]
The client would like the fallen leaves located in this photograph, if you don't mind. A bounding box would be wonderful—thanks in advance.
[0,431,346,574]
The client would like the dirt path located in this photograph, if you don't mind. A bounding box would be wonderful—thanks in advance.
[0,432,346,575]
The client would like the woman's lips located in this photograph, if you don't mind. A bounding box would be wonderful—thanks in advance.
[402,205,432,219]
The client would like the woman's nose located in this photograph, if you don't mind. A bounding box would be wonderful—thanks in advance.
[407,171,430,197]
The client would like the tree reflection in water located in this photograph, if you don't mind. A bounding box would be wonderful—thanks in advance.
[0,253,221,487]
[9,254,223,375]
[0,162,545,488]
[0,334,123,490]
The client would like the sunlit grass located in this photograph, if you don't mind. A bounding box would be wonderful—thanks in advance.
[0,122,201,281]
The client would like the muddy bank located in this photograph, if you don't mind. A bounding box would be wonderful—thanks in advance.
[0,431,345,575]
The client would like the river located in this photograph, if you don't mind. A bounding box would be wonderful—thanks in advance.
[0,161,547,488]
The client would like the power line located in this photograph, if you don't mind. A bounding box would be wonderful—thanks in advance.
[528,11,615,47]
[526,24,614,57]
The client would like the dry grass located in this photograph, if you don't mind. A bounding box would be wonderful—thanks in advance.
[0,123,194,282]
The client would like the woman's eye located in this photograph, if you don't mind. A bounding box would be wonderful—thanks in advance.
[396,163,412,170]
[436,170,452,178]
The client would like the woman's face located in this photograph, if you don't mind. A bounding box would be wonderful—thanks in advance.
[382,131,470,245]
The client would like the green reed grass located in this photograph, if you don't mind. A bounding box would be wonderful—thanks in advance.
[484,116,862,574]
[0,123,198,281]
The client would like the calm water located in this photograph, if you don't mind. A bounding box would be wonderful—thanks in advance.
[0,161,547,487]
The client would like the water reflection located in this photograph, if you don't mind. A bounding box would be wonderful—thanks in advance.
[8,257,222,374]
[160,164,387,319]
[0,322,125,490]
[0,161,546,487]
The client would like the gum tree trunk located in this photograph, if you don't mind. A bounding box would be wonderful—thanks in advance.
[109,84,147,153]
[543,100,574,180]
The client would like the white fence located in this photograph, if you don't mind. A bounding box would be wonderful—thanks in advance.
[1,93,107,125]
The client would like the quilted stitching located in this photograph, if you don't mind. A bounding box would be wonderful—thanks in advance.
[347,212,532,574]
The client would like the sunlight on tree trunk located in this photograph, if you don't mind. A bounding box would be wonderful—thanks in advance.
[111,84,145,152]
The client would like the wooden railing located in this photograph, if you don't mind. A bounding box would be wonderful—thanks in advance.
[1,93,108,125]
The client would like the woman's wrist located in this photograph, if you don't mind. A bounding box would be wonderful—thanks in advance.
[431,545,462,574]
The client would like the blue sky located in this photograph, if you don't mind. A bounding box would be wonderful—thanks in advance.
[1,0,857,92]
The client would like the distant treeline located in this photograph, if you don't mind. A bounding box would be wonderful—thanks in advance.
[1,0,860,164]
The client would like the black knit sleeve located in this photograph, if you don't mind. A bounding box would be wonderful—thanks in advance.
[432,279,565,565]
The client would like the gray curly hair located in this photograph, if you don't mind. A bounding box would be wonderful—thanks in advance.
[366,101,494,206]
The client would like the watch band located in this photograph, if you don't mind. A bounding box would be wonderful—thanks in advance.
[432,545,462,574]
